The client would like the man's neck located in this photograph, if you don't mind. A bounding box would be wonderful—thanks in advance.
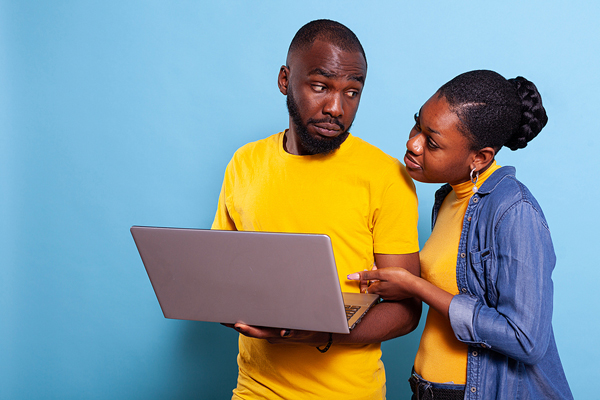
[282,128,297,155]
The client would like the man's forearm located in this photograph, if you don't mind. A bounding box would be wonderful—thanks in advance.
[334,297,422,344]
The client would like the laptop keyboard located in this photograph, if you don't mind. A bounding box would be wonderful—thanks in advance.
[345,305,361,320]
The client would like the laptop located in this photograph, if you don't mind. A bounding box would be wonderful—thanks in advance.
[130,226,380,334]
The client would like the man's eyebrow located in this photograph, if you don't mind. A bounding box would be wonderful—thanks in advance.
[308,68,365,84]
[308,68,336,78]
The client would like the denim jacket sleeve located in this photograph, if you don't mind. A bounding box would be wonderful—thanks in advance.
[448,197,556,365]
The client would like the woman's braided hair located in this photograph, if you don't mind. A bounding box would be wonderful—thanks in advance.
[437,70,548,152]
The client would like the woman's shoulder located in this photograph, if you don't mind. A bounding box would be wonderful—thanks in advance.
[485,168,539,204]
[482,167,549,227]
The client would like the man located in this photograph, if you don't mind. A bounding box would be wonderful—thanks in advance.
[212,19,420,399]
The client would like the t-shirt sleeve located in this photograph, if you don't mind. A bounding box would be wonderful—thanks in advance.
[372,163,419,254]
[211,161,237,231]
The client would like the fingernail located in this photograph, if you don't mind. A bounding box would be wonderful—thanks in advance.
[347,273,360,280]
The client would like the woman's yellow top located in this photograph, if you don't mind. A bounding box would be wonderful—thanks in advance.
[414,161,500,384]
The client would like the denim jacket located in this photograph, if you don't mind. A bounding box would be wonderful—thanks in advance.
[435,167,573,399]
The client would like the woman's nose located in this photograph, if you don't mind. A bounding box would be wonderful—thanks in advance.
[406,131,424,155]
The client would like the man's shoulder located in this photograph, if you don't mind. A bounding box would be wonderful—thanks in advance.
[232,132,281,159]
[346,135,410,181]
[344,135,414,192]
[347,134,400,167]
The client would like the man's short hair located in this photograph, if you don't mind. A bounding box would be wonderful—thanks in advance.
[287,19,367,66]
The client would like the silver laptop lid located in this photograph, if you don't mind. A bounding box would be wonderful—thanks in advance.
[131,226,366,334]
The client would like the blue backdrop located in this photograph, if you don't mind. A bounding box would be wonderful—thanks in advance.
[2,1,596,398]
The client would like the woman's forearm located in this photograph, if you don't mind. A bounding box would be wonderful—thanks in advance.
[409,275,454,320]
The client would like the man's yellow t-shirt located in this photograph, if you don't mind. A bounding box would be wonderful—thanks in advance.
[212,131,419,399]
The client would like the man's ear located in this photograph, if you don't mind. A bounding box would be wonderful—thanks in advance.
[278,65,289,95]
[471,147,496,172]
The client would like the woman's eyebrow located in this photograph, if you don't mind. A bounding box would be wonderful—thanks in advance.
[419,108,442,136]
[426,125,442,136]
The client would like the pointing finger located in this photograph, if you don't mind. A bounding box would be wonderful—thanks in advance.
[347,270,382,281]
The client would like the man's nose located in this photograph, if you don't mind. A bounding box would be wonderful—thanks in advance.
[323,93,344,118]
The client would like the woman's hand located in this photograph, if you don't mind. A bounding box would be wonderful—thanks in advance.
[348,267,418,301]
[349,266,454,320]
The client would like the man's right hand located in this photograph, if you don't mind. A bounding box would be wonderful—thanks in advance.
[222,322,331,345]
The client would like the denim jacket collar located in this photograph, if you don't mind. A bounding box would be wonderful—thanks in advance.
[432,166,516,229]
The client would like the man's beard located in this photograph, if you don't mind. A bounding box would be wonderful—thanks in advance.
[286,87,351,155]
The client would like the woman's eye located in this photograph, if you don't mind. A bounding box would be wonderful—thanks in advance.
[426,137,439,149]
[413,113,421,131]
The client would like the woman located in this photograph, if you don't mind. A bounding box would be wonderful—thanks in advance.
[348,70,572,399]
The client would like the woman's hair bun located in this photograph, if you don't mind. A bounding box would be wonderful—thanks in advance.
[505,76,548,151]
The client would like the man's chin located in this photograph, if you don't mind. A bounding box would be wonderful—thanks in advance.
[300,130,349,155]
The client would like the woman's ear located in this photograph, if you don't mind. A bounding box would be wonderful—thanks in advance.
[471,147,496,172]
[278,65,289,95]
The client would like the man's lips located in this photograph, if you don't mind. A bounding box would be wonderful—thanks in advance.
[404,153,421,170]
[313,122,342,137]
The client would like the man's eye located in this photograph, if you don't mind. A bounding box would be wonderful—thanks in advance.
[347,91,358,98]
[313,85,326,92]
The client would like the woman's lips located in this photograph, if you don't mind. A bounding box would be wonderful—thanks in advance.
[404,153,421,170]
